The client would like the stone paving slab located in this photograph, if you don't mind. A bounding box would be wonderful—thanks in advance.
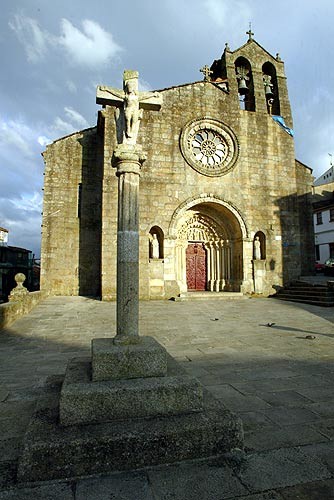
[238,493,284,499]
[301,441,334,475]
[262,405,321,426]
[232,447,331,492]
[279,478,334,499]
[0,483,74,499]
[76,472,154,500]
[245,423,328,452]
[147,460,248,499]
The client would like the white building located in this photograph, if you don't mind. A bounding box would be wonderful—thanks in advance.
[314,165,334,187]
[313,181,334,263]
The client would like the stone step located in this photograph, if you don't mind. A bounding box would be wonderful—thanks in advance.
[276,293,334,302]
[60,356,203,426]
[274,296,334,307]
[291,281,331,288]
[278,289,334,297]
[175,291,245,301]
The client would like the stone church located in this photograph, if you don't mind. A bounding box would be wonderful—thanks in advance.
[40,34,314,300]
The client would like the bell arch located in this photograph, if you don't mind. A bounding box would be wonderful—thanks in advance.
[262,61,280,115]
[235,56,255,111]
[169,196,249,293]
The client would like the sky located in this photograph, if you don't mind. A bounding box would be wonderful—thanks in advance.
[1,0,334,257]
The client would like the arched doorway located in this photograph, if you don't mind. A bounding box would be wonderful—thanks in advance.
[171,198,246,293]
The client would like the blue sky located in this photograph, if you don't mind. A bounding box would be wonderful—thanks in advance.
[1,0,334,256]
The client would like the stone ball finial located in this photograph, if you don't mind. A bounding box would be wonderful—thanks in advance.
[8,273,28,302]
[15,273,26,287]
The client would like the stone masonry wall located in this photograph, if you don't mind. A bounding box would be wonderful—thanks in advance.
[41,128,102,296]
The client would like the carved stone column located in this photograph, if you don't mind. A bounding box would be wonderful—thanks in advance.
[214,240,220,291]
[225,240,231,289]
[113,144,146,343]
[206,241,215,291]
[204,242,210,291]
[219,240,226,290]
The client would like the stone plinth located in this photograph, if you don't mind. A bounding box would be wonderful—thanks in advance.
[60,356,202,426]
[18,358,243,483]
[253,259,266,294]
[92,336,167,381]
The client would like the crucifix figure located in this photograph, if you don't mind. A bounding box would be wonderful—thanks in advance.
[96,70,162,145]
[200,65,213,82]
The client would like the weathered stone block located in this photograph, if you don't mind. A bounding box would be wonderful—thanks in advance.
[91,336,167,381]
[59,357,203,426]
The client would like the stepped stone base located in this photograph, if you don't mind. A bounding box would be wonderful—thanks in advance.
[18,371,243,483]
[60,357,203,426]
[18,336,243,482]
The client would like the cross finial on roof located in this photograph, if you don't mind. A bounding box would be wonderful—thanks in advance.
[200,65,213,82]
[246,22,254,41]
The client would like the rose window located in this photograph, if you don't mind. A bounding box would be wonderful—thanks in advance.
[180,118,239,177]
[191,130,227,166]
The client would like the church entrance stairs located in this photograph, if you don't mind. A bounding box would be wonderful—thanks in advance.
[273,279,334,307]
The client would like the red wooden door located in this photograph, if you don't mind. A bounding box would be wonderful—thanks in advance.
[186,243,207,291]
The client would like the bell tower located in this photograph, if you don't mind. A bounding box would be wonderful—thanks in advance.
[210,30,292,127]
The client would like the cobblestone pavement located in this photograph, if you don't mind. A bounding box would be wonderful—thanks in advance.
[0,296,333,499]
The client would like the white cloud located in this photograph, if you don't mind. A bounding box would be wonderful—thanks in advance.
[64,107,90,128]
[0,118,35,158]
[51,117,76,136]
[38,136,51,147]
[9,14,122,68]
[9,14,48,63]
[58,18,122,68]
[11,192,43,213]
[204,0,252,43]
[49,107,90,137]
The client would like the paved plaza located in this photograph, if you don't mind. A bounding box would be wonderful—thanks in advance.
[0,295,334,499]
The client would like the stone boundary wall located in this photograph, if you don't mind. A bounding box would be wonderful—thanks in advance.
[0,291,47,330]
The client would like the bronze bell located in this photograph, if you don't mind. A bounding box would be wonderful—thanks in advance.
[263,74,274,98]
[238,77,249,95]
[264,84,274,98]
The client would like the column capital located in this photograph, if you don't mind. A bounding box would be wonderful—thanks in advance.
[113,144,147,176]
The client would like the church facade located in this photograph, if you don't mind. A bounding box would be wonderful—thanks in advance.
[40,36,314,300]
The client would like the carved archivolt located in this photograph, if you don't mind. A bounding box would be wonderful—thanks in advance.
[177,212,225,243]
[168,194,249,240]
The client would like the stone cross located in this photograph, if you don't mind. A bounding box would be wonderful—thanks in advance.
[96,70,162,145]
[96,71,162,344]
[246,23,254,41]
[200,65,213,82]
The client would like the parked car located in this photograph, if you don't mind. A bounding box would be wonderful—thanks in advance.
[315,261,325,273]
[324,258,334,276]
